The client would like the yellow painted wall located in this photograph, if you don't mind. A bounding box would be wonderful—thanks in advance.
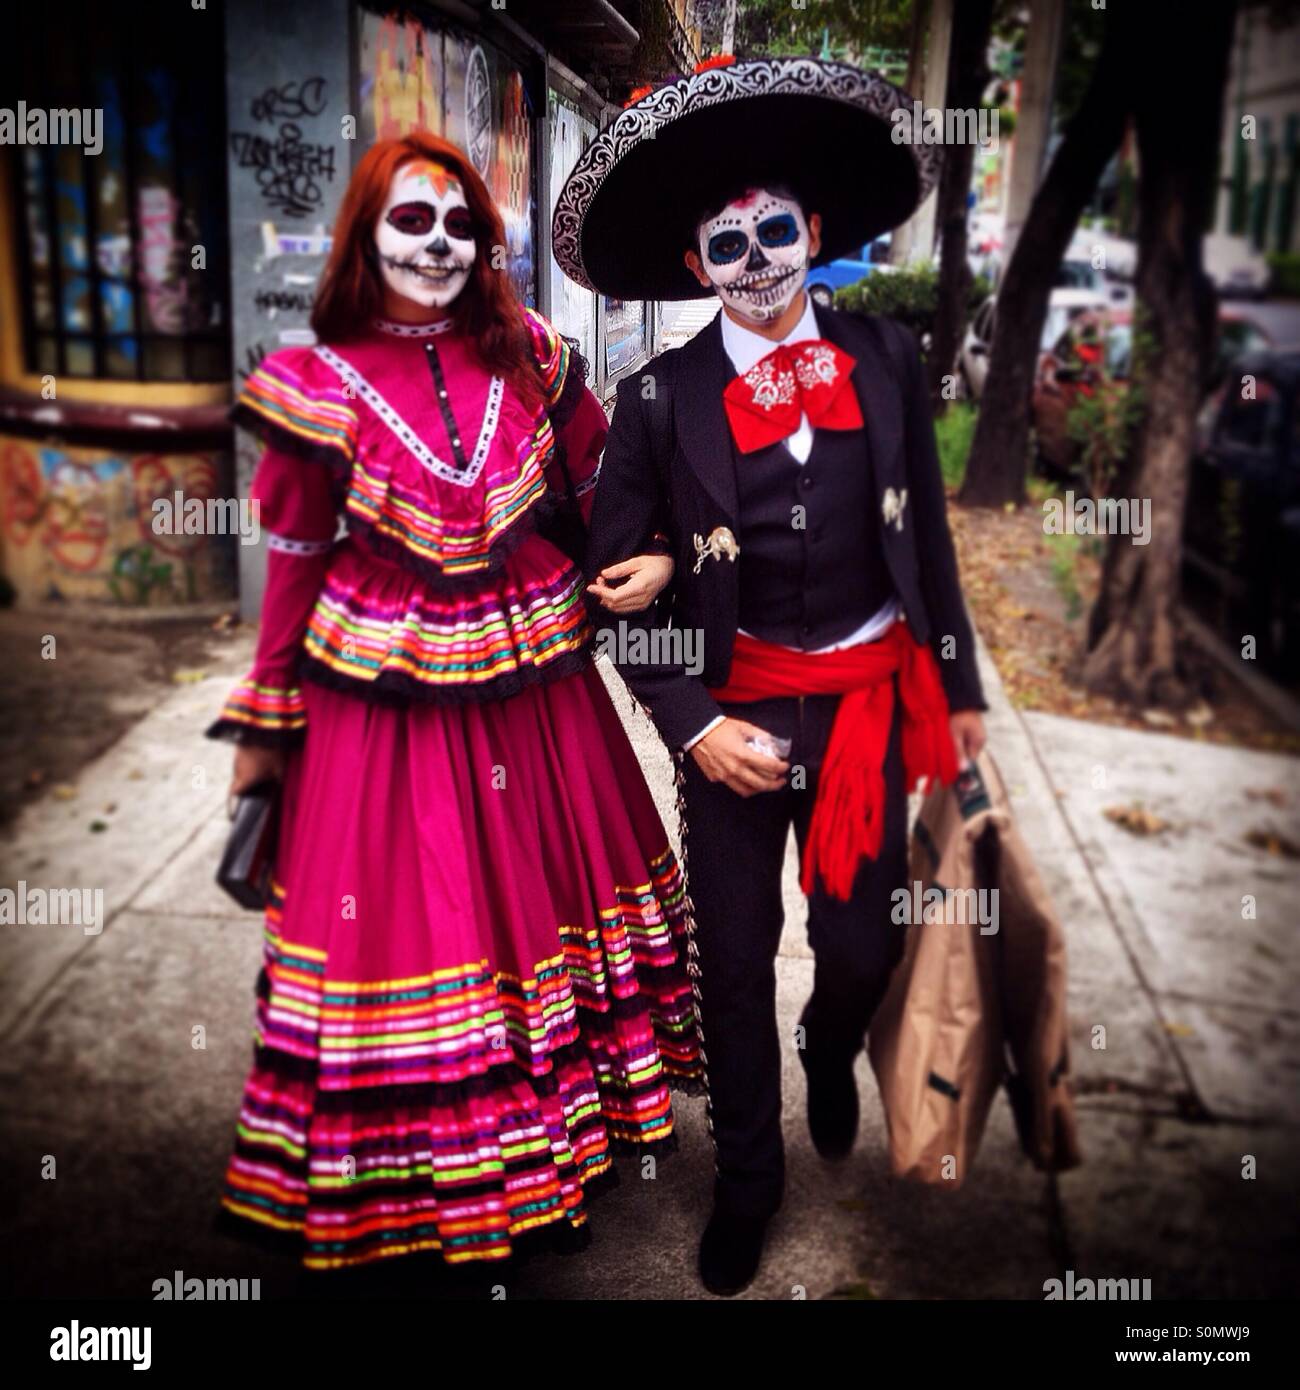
[0,158,236,604]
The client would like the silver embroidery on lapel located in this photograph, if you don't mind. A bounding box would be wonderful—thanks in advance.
[882,486,908,532]
[692,526,740,575]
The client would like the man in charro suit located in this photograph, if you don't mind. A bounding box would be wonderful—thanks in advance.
[554,55,987,1296]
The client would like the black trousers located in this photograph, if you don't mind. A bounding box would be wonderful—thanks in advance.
[681,685,909,1218]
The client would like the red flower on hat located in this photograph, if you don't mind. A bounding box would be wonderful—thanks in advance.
[623,55,736,107]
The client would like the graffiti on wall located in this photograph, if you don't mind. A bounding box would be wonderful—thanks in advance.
[229,76,338,219]
[0,438,233,605]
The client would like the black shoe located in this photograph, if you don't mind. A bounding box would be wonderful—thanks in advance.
[698,1203,774,1297]
[800,1047,860,1161]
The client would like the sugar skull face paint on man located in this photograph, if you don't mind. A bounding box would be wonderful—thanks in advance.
[697,188,811,325]
[374,160,477,309]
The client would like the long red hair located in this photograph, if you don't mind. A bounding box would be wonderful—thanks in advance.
[311,132,541,411]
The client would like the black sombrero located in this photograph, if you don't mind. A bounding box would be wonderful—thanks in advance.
[552,56,941,302]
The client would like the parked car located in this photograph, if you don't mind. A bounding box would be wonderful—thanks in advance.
[1183,350,1300,682]
[1058,250,1133,307]
[1204,232,1271,299]
[967,212,1003,283]
[980,235,1132,307]
[958,288,1108,400]
[1039,289,1116,360]
[808,235,893,305]
[1031,305,1275,478]
[1054,255,1104,292]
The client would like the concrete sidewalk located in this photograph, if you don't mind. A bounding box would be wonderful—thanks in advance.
[1,627,1297,1299]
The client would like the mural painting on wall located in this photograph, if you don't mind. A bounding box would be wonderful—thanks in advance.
[446,34,535,306]
[360,14,535,306]
[0,439,234,606]
[359,11,444,143]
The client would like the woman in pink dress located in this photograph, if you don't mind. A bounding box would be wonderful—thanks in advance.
[207,133,700,1271]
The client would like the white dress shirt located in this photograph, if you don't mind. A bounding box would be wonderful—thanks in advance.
[682,294,900,752]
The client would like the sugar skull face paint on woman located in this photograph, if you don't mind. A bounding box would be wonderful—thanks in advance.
[374,160,477,309]
[697,188,811,325]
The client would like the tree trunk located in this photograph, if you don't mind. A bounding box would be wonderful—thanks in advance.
[958,3,1134,507]
[891,0,934,270]
[1080,1,1236,707]
[928,0,995,411]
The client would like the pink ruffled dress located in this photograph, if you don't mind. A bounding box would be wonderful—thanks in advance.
[206,308,700,1270]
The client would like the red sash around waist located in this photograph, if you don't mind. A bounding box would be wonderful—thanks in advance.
[707,623,958,901]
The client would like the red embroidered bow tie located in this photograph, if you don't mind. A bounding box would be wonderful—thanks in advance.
[722,338,863,454]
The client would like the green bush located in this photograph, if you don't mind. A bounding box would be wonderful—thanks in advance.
[1266,252,1300,298]
[834,265,992,348]
[933,401,978,490]
[1064,316,1151,497]
[1046,532,1084,621]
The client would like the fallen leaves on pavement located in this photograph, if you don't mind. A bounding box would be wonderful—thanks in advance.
[1103,803,1170,836]
[947,489,1300,756]
[1244,828,1300,859]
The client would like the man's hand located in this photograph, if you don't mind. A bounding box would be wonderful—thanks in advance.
[690,717,789,797]
[587,553,674,614]
[950,710,987,766]
[231,742,285,796]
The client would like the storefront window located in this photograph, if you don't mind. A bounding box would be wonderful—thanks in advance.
[605,297,647,378]
[12,1,230,382]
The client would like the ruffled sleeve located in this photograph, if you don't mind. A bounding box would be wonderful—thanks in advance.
[521,308,608,528]
[229,345,358,472]
[207,349,346,746]
[522,307,576,414]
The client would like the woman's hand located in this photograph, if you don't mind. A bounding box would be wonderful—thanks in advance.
[587,553,675,614]
[231,743,285,796]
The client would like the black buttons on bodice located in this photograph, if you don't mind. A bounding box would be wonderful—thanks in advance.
[422,341,470,472]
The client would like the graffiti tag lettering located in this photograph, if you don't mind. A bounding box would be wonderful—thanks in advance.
[230,123,336,218]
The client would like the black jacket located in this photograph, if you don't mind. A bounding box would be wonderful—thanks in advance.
[585,303,987,751]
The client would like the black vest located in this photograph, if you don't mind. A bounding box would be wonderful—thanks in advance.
[734,423,894,649]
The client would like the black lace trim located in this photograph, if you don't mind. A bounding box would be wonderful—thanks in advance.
[212,1176,610,1277]
[211,1175,617,1282]
[236,397,579,591]
[296,641,593,708]
[229,401,352,473]
[549,335,591,433]
[203,718,305,749]
[251,1035,700,1109]
[345,486,571,591]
